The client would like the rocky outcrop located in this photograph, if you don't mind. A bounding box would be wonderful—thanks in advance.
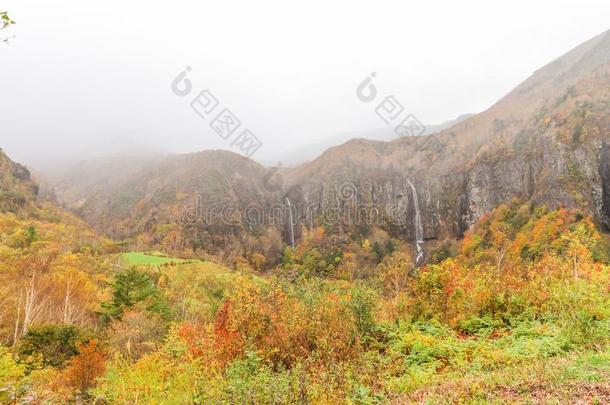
[0,149,39,212]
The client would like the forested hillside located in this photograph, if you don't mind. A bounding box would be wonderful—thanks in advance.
[1,179,608,402]
[45,30,610,272]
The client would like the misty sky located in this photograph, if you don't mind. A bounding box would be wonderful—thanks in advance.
[1,0,609,168]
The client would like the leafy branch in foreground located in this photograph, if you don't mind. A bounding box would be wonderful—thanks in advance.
[1,12,16,44]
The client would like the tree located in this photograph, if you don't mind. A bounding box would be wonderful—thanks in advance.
[0,12,15,44]
[489,220,512,273]
[378,251,414,302]
[64,340,106,393]
[559,222,596,279]
[99,268,169,323]
[11,255,53,347]
[50,268,97,325]
[18,324,91,368]
[372,241,385,263]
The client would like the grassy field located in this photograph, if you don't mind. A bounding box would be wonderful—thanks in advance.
[121,251,265,283]
[121,252,192,266]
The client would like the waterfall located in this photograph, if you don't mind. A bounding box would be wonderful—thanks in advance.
[285,197,295,248]
[406,179,424,263]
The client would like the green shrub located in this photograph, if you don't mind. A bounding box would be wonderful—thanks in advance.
[546,280,610,348]
[18,324,92,368]
[457,316,503,336]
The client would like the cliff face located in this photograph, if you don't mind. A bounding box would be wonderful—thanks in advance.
[284,99,609,256]
[0,148,38,212]
[282,30,610,254]
[42,30,610,263]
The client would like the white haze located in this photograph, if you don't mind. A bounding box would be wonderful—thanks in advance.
[1,0,609,169]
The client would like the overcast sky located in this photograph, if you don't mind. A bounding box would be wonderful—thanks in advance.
[1,0,609,168]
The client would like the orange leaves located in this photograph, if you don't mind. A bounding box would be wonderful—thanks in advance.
[213,301,244,366]
[64,339,106,392]
[459,201,601,273]
[171,279,361,371]
[176,304,244,368]
[175,299,247,368]
[177,322,200,355]
[401,202,607,327]
[311,227,326,246]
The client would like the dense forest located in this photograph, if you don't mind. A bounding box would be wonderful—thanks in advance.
[0,191,608,402]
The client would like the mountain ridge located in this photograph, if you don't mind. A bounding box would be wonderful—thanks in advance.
[20,28,610,265]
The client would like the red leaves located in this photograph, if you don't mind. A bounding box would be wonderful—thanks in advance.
[213,301,244,366]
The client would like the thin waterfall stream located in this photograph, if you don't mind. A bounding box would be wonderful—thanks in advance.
[406,179,424,263]
[285,197,295,248]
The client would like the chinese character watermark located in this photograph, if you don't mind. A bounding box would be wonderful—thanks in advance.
[171,67,263,158]
[356,72,426,138]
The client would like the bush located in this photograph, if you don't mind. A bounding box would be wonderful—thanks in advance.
[429,239,458,264]
[18,324,92,368]
[546,280,610,348]
[64,340,106,393]
[457,316,503,336]
[0,346,26,402]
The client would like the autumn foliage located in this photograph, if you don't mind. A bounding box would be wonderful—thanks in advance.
[1,201,608,403]
[64,339,106,392]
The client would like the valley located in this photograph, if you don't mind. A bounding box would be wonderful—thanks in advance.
[0,20,609,405]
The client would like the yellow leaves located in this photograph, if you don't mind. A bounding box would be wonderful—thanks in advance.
[378,251,414,300]
[0,345,26,391]
[511,232,528,258]
[0,207,114,341]
[175,192,190,202]
[391,202,608,327]
[243,251,265,272]
[460,230,482,256]
[543,115,552,127]
[0,213,20,233]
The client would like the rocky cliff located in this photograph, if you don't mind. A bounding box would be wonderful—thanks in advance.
[42,29,610,264]
[282,29,610,259]
[0,148,38,212]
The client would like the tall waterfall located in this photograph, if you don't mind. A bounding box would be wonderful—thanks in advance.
[285,197,295,248]
[406,179,424,263]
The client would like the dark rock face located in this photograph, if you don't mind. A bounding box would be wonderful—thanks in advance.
[600,143,610,230]
[12,162,32,182]
[38,30,610,264]
[12,163,39,196]
[285,170,468,247]
[0,150,39,213]
[282,29,610,245]
[283,125,610,258]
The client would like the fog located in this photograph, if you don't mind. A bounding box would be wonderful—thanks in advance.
[1,0,609,170]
